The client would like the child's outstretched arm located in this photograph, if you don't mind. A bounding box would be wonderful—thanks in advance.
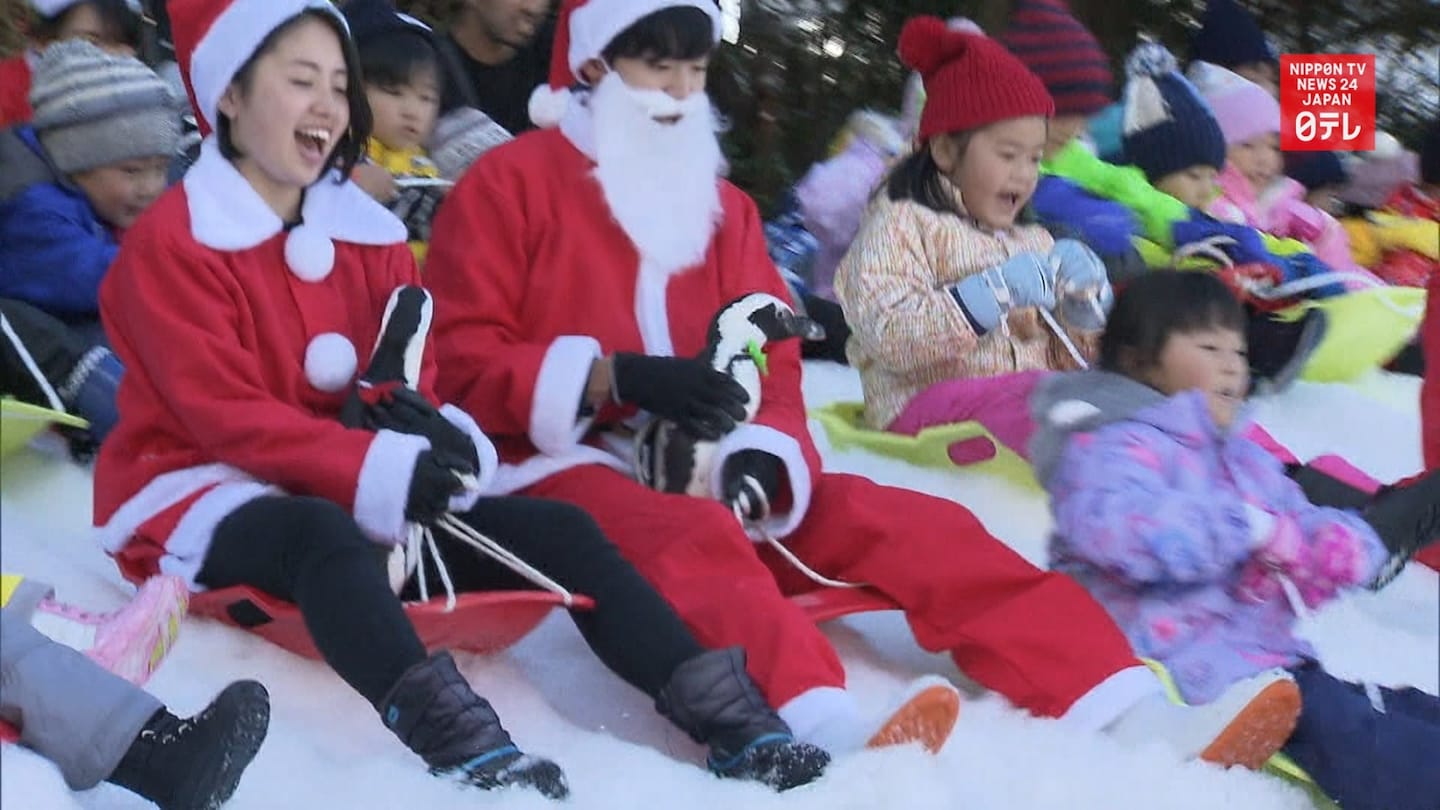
[1051,425,1263,584]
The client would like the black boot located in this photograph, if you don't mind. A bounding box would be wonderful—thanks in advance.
[379,651,568,799]
[107,680,270,810]
[1363,470,1440,589]
[656,648,829,791]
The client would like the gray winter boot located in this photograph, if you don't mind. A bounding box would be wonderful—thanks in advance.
[656,647,830,791]
[379,651,568,799]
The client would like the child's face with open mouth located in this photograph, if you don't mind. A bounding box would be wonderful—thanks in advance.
[933,116,1047,231]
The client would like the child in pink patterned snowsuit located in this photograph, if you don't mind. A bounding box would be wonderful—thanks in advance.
[1030,270,1440,810]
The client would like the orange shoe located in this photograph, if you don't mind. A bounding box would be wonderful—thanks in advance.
[1197,678,1302,770]
[865,679,962,754]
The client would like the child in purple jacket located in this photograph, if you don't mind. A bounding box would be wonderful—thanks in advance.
[1029,270,1440,810]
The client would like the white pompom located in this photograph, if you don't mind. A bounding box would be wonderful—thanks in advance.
[1047,399,1103,428]
[945,17,984,35]
[1125,41,1178,80]
[303,332,357,393]
[528,85,572,129]
[285,225,336,282]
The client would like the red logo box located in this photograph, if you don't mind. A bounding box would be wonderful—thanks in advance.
[1280,54,1376,151]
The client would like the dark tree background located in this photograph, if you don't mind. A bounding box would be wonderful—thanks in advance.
[3,0,1431,213]
[710,0,1439,213]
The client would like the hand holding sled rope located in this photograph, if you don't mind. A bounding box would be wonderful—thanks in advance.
[342,285,579,610]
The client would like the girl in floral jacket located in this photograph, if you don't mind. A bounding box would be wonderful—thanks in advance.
[1031,270,1440,810]
[835,19,1110,462]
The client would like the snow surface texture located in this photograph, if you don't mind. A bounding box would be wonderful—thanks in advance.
[2,364,1435,809]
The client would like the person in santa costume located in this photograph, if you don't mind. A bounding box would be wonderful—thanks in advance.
[427,0,1305,768]
[92,0,832,797]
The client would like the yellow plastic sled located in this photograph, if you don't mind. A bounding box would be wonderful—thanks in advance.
[1,398,87,458]
[1142,659,1337,809]
[809,401,1038,491]
[1281,285,1426,383]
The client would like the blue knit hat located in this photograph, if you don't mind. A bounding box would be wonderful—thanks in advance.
[1120,42,1226,183]
[1190,0,1277,70]
[1284,151,1348,192]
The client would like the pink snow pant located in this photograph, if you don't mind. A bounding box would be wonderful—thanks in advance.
[888,371,1046,465]
[889,371,1381,494]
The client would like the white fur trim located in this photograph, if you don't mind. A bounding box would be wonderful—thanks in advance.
[285,225,336,281]
[439,403,499,505]
[95,463,264,553]
[183,137,406,251]
[158,481,281,589]
[187,0,343,132]
[303,333,357,392]
[1062,665,1164,732]
[567,0,721,77]
[635,261,675,356]
[529,84,572,130]
[529,336,603,454]
[353,429,431,545]
[1047,399,1103,428]
[706,424,812,540]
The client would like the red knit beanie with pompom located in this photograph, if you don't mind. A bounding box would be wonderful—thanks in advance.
[899,15,1054,143]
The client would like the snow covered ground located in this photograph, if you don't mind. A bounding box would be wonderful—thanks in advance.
[2,363,1435,810]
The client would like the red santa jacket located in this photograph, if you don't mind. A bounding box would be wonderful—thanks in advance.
[94,139,496,585]
[0,55,32,129]
[427,126,820,540]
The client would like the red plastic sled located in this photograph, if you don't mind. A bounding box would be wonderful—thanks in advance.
[791,587,901,624]
[189,586,594,660]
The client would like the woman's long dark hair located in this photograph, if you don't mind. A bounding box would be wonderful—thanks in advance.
[216,10,372,180]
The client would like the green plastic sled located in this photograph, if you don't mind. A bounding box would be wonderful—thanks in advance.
[1,399,87,458]
[809,402,1038,491]
[1141,659,1337,808]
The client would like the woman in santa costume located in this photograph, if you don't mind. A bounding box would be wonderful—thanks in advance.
[92,0,832,797]
[427,0,1302,768]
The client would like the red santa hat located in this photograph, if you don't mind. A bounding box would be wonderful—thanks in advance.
[899,15,1054,144]
[168,0,347,135]
[528,0,723,129]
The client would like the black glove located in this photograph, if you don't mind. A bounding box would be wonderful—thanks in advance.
[611,352,749,441]
[1362,471,1440,560]
[721,450,783,522]
[368,387,479,476]
[406,450,467,525]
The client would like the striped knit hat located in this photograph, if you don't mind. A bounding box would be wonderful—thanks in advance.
[28,39,180,174]
[1000,0,1113,117]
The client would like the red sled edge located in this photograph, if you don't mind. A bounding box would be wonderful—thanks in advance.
[190,585,594,661]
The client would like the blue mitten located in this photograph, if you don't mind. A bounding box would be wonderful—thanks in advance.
[1172,212,1273,267]
[1051,239,1113,330]
[947,252,1055,334]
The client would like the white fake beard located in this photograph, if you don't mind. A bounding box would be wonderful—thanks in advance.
[589,72,725,275]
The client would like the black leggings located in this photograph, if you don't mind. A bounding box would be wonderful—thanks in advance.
[199,495,702,707]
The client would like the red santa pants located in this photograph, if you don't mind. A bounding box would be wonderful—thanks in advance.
[523,466,1142,716]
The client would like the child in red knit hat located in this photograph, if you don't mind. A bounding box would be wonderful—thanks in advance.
[835,15,1116,463]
